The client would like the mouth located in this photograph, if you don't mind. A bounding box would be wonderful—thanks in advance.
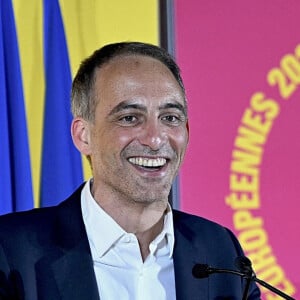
[128,157,167,170]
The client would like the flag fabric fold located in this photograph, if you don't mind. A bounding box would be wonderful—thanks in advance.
[0,0,34,214]
[40,0,83,207]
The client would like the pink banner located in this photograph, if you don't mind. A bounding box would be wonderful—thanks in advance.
[175,1,299,298]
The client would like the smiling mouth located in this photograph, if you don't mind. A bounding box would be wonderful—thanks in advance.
[128,157,167,169]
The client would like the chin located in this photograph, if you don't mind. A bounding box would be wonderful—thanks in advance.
[133,189,170,204]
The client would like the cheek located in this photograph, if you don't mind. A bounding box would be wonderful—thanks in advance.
[170,127,189,152]
[118,133,133,145]
[91,126,137,157]
[111,127,139,147]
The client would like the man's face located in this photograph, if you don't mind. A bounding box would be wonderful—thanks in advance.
[87,55,189,204]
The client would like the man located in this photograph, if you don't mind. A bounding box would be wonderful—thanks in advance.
[0,42,261,299]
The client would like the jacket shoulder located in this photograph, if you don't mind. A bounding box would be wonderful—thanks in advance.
[172,209,243,254]
[173,209,228,231]
[0,184,84,243]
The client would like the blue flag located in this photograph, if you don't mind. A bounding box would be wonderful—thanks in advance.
[41,0,83,207]
[0,0,34,214]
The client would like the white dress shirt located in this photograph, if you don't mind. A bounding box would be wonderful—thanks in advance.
[81,179,176,300]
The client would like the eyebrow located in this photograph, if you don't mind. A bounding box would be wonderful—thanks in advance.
[159,102,187,116]
[108,101,147,116]
[108,100,187,117]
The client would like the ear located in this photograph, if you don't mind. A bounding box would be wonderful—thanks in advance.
[71,117,92,156]
[186,120,190,135]
[186,119,190,143]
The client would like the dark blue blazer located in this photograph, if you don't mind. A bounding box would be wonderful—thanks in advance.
[0,185,260,300]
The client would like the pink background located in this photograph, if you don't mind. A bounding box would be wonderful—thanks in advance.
[175,1,300,298]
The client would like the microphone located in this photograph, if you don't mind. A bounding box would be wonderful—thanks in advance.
[234,256,295,300]
[192,257,295,300]
[192,264,210,279]
[234,257,253,300]
[192,263,247,279]
[235,256,253,274]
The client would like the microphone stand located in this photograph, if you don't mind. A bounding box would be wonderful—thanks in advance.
[192,263,296,300]
[253,276,295,300]
[242,274,252,300]
[235,257,295,300]
[240,272,295,300]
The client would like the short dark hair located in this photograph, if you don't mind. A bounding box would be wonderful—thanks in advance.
[71,41,186,121]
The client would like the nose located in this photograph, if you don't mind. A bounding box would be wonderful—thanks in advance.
[137,119,166,150]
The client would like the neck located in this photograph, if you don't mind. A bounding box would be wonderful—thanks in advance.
[135,214,165,260]
[92,184,168,261]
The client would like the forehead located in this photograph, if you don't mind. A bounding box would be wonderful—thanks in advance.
[93,54,185,110]
[98,54,172,75]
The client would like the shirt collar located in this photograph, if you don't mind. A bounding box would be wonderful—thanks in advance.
[81,179,126,258]
[81,179,175,259]
[151,204,175,258]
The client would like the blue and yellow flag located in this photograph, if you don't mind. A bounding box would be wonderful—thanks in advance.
[40,0,83,207]
[0,0,34,214]
[2,0,158,211]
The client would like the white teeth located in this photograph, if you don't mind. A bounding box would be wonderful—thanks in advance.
[128,157,167,167]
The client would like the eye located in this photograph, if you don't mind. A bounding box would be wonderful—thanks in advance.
[161,114,184,125]
[163,115,178,122]
[122,115,136,122]
[118,115,139,126]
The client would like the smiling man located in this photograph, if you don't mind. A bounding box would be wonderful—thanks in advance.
[0,42,260,300]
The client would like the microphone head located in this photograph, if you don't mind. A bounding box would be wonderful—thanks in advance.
[192,264,210,279]
[235,256,253,275]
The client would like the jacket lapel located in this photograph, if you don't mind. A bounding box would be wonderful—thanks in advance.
[51,239,99,300]
[36,185,100,300]
[173,210,209,300]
